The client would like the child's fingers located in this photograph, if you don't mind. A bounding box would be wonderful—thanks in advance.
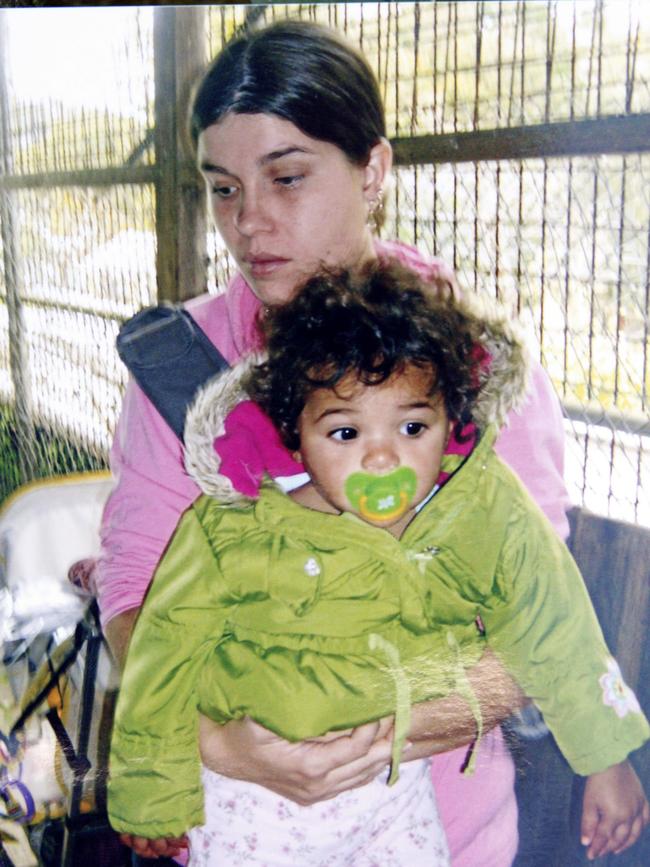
[583,808,613,861]
[580,801,600,850]
[641,798,650,828]
[586,825,610,861]
[120,834,185,859]
[149,837,181,857]
[611,799,650,855]
[611,814,643,855]
[603,821,635,857]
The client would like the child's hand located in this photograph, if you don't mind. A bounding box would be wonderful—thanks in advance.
[581,760,650,860]
[119,832,188,859]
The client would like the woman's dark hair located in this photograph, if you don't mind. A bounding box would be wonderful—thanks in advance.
[245,264,486,451]
[189,20,386,165]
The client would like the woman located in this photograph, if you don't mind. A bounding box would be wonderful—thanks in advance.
[98,19,578,866]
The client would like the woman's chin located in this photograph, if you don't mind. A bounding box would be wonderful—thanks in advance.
[248,272,301,308]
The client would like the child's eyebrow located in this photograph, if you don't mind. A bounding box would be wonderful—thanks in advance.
[397,400,437,410]
[313,406,359,423]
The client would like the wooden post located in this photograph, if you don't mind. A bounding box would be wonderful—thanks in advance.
[0,10,35,482]
[153,6,207,303]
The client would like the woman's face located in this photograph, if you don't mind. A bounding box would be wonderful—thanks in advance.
[197,113,391,306]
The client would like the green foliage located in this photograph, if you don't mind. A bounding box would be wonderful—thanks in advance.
[0,404,107,507]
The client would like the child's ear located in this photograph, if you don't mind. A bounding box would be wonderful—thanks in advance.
[445,419,455,445]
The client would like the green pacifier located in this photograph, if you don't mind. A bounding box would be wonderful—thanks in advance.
[344,467,418,522]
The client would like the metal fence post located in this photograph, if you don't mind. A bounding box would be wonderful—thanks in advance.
[153,5,207,304]
[0,10,35,482]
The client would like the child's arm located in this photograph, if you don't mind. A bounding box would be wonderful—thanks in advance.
[483,491,649,777]
[108,502,231,840]
[581,760,650,860]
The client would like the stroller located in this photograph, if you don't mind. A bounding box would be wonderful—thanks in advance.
[0,473,130,867]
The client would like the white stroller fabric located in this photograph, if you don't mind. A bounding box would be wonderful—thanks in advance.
[0,473,115,828]
[0,473,113,643]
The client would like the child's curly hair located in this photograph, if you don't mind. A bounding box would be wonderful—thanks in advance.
[245,263,487,451]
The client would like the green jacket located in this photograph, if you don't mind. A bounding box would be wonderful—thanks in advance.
[108,299,649,839]
[108,426,649,838]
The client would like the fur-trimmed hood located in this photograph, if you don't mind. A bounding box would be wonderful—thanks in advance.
[183,296,531,502]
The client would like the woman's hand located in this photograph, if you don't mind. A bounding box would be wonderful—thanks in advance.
[198,648,523,805]
[198,714,394,806]
[580,760,650,860]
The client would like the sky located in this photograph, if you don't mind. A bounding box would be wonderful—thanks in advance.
[4,7,153,114]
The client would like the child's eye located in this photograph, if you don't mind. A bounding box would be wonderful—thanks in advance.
[401,421,426,437]
[329,427,358,442]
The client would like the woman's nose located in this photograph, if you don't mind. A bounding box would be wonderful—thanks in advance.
[235,192,272,236]
[361,441,399,474]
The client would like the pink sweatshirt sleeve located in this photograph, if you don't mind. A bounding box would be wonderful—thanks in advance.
[96,381,200,625]
[495,359,572,540]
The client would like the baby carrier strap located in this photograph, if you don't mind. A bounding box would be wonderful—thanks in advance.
[116,304,230,441]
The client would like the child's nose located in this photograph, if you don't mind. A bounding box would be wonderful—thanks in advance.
[361,442,399,474]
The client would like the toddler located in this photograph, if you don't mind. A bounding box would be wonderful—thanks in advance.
[109,264,649,865]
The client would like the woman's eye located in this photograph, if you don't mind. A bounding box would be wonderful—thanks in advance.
[274,175,304,189]
[401,421,426,437]
[329,427,358,442]
[211,185,237,199]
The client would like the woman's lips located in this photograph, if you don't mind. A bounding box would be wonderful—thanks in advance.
[246,255,290,278]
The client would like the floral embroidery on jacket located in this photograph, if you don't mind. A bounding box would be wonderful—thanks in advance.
[599,659,641,718]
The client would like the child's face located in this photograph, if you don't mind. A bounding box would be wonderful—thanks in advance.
[296,364,453,537]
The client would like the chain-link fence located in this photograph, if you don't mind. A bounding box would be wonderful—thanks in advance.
[1,1,649,525]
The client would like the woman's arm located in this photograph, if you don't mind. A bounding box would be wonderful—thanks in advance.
[198,647,524,806]
[401,646,525,760]
[103,606,139,669]
[96,379,201,628]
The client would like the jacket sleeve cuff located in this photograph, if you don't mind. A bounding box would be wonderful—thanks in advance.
[108,729,204,838]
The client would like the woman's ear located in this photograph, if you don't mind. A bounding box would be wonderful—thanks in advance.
[292,449,303,463]
[363,137,393,202]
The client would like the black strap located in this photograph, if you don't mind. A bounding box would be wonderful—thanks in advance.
[9,616,91,744]
[116,304,230,441]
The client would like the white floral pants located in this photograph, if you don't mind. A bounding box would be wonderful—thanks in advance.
[188,759,449,866]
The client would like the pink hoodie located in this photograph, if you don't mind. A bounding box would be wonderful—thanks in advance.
[98,240,571,866]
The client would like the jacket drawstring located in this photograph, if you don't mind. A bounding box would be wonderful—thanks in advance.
[446,630,483,774]
[368,633,411,785]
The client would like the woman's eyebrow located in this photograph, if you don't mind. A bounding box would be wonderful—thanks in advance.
[200,146,315,175]
[199,160,229,174]
[260,145,315,164]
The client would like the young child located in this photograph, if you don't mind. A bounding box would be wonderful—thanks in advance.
[108,264,649,866]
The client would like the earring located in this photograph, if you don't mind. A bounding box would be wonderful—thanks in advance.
[367,187,385,229]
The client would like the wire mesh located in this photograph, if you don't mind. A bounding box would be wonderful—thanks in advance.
[388,153,650,524]
[0,1,649,527]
